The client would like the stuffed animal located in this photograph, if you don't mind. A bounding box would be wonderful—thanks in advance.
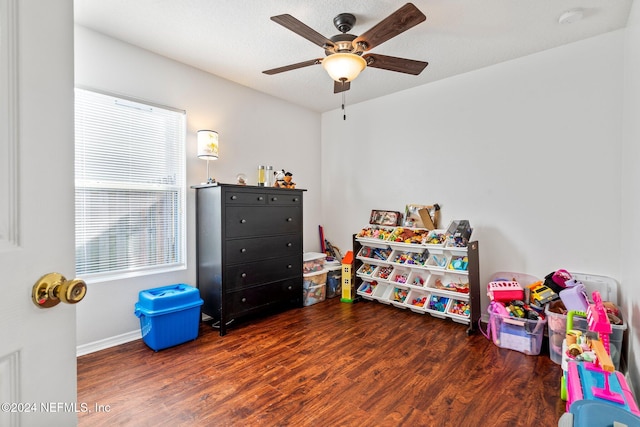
[273,169,295,189]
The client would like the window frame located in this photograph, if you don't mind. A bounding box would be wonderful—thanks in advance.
[74,87,187,282]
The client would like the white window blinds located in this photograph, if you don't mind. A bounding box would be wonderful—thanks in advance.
[75,88,186,278]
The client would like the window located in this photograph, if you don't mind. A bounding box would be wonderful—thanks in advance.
[74,88,186,279]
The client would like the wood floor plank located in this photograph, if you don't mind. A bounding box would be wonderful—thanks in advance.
[78,298,565,426]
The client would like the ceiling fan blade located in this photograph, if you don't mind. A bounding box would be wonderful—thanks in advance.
[353,3,426,51]
[263,58,322,75]
[334,80,351,94]
[271,14,335,49]
[363,53,428,75]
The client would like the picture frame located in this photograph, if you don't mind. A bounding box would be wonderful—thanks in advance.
[369,210,401,226]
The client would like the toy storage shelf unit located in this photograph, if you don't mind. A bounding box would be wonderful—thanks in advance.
[353,226,480,335]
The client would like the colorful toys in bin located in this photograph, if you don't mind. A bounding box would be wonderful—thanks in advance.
[563,292,615,370]
[425,230,446,245]
[360,246,391,261]
[392,287,408,303]
[447,256,468,271]
[412,296,427,307]
[389,227,430,244]
[445,220,472,248]
[356,226,394,241]
[393,251,426,265]
[375,265,393,280]
[412,276,425,286]
[359,263,375,276]
[433,277,469,294]
[360,282,376,295]
[448,300,471,317]
[393,272,409,284]
[428,295,450,312]
[486,278,544,320]
[504,300,543,321]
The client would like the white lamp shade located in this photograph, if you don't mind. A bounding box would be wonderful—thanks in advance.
[322,53,367,82]
[197,130,219,160]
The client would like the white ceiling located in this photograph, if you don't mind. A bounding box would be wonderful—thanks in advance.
[74,0,634,113]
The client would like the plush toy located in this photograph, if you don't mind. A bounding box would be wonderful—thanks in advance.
[273,170,296,189]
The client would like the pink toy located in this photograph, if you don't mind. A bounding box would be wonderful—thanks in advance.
[564,291,639,414]
[487,281,524,302]
[588,291,612,356]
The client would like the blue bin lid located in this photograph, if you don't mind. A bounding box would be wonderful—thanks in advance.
[134,298,203,318]
[568,400,640,426]
[136,284,202,312]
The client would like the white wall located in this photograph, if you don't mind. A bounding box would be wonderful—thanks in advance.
[74,26,322,350]
[621,0,640,391]
[322,31,623,279]
[322,30,635,367]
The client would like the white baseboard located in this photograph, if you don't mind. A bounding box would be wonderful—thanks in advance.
[76,330,142,357]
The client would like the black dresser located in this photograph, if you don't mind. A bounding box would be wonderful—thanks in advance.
[193,183,305,335]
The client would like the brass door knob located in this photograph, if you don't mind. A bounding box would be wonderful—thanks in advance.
[32,273,87,308]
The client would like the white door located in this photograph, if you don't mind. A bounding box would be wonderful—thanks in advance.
[0,1,79,426]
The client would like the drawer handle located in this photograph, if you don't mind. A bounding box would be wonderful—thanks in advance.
[293,197,299,202]
[271,197,278,201]
[258,196,264,201]
[287,264,292,269]
[286,217,292,222]
[240,248,247,253]
[241,297,246,303]
[231,195,237,200]
[288,285,292,290]
[240,219,246,224]
[241,273,247,278]
[286,242,292,247]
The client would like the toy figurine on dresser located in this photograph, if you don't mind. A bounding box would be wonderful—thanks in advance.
[274,169,296,189]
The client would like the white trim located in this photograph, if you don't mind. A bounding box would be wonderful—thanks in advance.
[0,0,19,250]
[76,330,142,357]
[0,350,20,427]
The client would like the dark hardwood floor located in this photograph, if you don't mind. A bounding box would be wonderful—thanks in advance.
[77,297,566,426]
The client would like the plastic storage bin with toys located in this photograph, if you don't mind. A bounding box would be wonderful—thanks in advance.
[303,269,328,307]
[303,252,327,274]
[303,252,329,306]
[558,288,639,422]
[483,272,547,356]
[544,271,626,369]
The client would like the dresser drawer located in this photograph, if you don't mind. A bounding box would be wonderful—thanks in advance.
[266,192,303,205]
[225,256,302,290]
[226,279,302,318]
[225,235,302,265]
[225,191,267,205]
[225,206,302,238]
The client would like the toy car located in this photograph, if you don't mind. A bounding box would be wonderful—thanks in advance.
[529,281,557,306]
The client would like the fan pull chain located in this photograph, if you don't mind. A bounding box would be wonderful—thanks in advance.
[342,90,346,120]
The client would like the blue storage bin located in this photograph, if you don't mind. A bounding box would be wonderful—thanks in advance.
[134,284,203,351]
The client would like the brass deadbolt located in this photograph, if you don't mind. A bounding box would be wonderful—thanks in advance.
[32,273,87,308]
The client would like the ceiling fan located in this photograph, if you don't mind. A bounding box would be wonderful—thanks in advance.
[262,3,428,94]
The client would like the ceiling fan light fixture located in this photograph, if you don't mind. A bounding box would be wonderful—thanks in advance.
[322,53,367,83]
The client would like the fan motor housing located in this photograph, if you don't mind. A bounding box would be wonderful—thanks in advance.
[325,33,358,55]
[333,13,356,33]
